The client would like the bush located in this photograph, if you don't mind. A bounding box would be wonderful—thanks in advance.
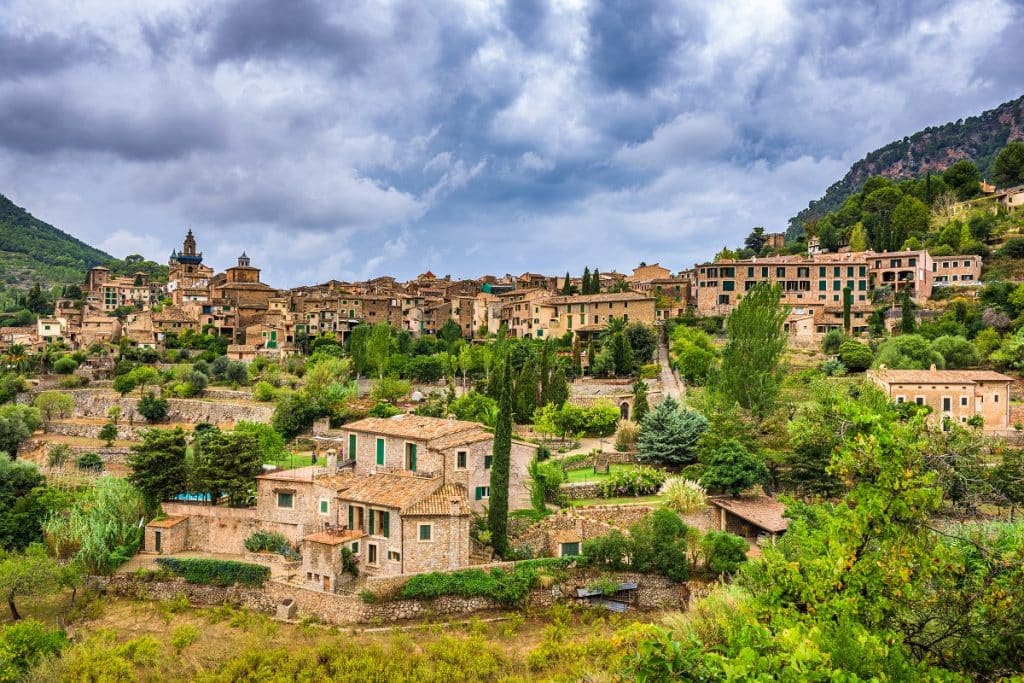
[99,422,118,446]
[400,566,533,607]
[582,530,630,570]
[243,530,299,560]
[837,340,873,372]
[170,624,199,652]
[820,359,847,377]
[252,381,277,402]
[583,509,691,581]
[367,402,401,418]
[597,466,667,498]
[998,237,1024,258]
[701,531,749,575]
[614,420,639,452]
[0,619,67,680]
[48,443,72,467]
[52,356,78,374]
[660,477,707,514]
[821,329,845,354]
[155,557,270,587]
[639,364,660,379]
[76,452,104,471]
[137,392,169,423]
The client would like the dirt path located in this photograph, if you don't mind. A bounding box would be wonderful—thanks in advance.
[658,335,684,402]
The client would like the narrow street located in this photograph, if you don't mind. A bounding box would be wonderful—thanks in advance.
[657,333,684,402]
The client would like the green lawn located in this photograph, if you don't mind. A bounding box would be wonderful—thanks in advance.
[564,463,641,483]
[268,452,316,470]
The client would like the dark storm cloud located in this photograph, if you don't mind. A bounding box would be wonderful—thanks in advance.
[0,27,109,80]
[503,0,548,48]
[0,88,226,160]
[586,0,697,93]
[201,0,378,72]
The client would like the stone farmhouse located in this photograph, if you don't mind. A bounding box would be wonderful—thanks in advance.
[868,365,1013,433]
[152,414,537,593]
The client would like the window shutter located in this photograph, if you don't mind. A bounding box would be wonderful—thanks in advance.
[382,511,390,538]
[369,509,376,535]
[409,444,417,471]
[347,505,353,529]
[475,487,482,501]
[348,434,356,461]
[376,438,384,465]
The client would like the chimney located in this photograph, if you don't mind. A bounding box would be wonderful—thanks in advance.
[326,449,338,475]
[929,364,937,372]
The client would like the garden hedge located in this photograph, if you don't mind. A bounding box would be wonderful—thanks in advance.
[155,557,270,587]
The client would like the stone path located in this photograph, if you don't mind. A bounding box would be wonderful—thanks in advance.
[657,335,684,402]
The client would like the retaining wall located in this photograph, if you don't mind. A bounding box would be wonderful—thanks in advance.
[53,389,274,424]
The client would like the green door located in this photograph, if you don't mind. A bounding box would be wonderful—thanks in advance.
[376,438,385,466]
[407,443,417,471]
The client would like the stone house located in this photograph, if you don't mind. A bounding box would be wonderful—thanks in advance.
[707,495,789,542]
[867,366,1013,432]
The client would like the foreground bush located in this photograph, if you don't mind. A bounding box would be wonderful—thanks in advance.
[700,531,748,575]
[398,558,581,607]
[584,508,691,581]
[156,557,270,587]
[0,619,67,680]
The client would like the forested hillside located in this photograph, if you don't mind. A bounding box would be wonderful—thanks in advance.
[788,94,1024,240]
[0,193,112,286]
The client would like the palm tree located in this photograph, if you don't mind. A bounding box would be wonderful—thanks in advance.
[3,344,27,373]
[602,316,627,340]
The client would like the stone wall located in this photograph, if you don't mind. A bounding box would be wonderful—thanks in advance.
[20,438,132,467]
[93,567,688,625]
[54,389,274,424]
[43,420,150,441]
[559,482,602,500]
[558,451,640,471]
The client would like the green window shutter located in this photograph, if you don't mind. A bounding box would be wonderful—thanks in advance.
[382,511,390,538]
[369,509,376,535]
[376,438,384,465]
[348,505,354,529]
[349,434,356,461]
[409,444,417,471]
[475,487,483,501]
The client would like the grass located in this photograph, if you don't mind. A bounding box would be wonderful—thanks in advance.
[4,593,655,681]
[565,463,641,483]
[267,451,316,470]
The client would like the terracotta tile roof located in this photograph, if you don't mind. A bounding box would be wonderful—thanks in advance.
[428,428,493,451]
[343,414,483,442]
[709,495,789,534]
[147,516,187,528]
[153,306,197,324]
[403,484,470,516]
[302,530,366,545]
[335,473,441,510]
[870,368,1013,385]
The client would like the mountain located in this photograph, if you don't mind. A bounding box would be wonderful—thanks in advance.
[0,193,113,287]
[787,94,1024,239]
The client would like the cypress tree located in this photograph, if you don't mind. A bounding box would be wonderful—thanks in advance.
[581,267,591,295]
[561,272,572,295]
[514,359,539,423]
[632,379,649,422]
[571,336,583,377]
[489,361,513,556]
[592,268,601,294]
[548,366,570,408]
[900,288,916,334]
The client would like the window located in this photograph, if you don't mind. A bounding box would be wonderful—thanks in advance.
[351,541,359,554]
[960,397,968,407]
[375,438,385,466]
[717,295,730,305]
[484,455,493,469]
[994,394,1000,403]
[319,499,329,515]
[456,451,467,469]
[387,551,401,561]
[405,442,417,471]
[942,397,951,412]
[276,492,294,508]
[560,542,580,557]
[722,281,735,291]
[915,397,925,406]
[475,486,490,500]
[367,544,378,565]
[419,524,432,541]
[896,396,905,404]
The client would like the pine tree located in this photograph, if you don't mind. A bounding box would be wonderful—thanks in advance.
[488,361,513,556]
[127,427,188,511]
[587,342,596,373]
[636,396,707,466]
[632,379,649,422]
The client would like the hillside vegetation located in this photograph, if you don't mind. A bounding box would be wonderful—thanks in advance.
[788,94,1024,239]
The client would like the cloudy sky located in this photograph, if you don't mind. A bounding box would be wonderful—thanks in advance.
[1,0,1022,286]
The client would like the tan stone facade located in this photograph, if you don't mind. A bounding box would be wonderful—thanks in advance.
[868,367,1013,432]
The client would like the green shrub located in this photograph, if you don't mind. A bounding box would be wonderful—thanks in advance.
[75,452,104,471]
[701,531,749,575]
[582,530,630,570]
[0,619,67,680]
[639,364,660,379]
[252,381,278,402]
[155,557,270,587]
[137,392,169,423]
[53,356,78,374]
[367,401,401,418]
[397,560,580,607]
[47,443,72,467]
[170,625,199,652]
[597,466,666,497]
[243,530,298,560]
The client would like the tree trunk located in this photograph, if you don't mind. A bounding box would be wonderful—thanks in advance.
[8,590,20,621]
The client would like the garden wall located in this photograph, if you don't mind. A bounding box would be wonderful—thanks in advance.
[56,389,274,424]
[558,451,639,471]
[93,568,688,625]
